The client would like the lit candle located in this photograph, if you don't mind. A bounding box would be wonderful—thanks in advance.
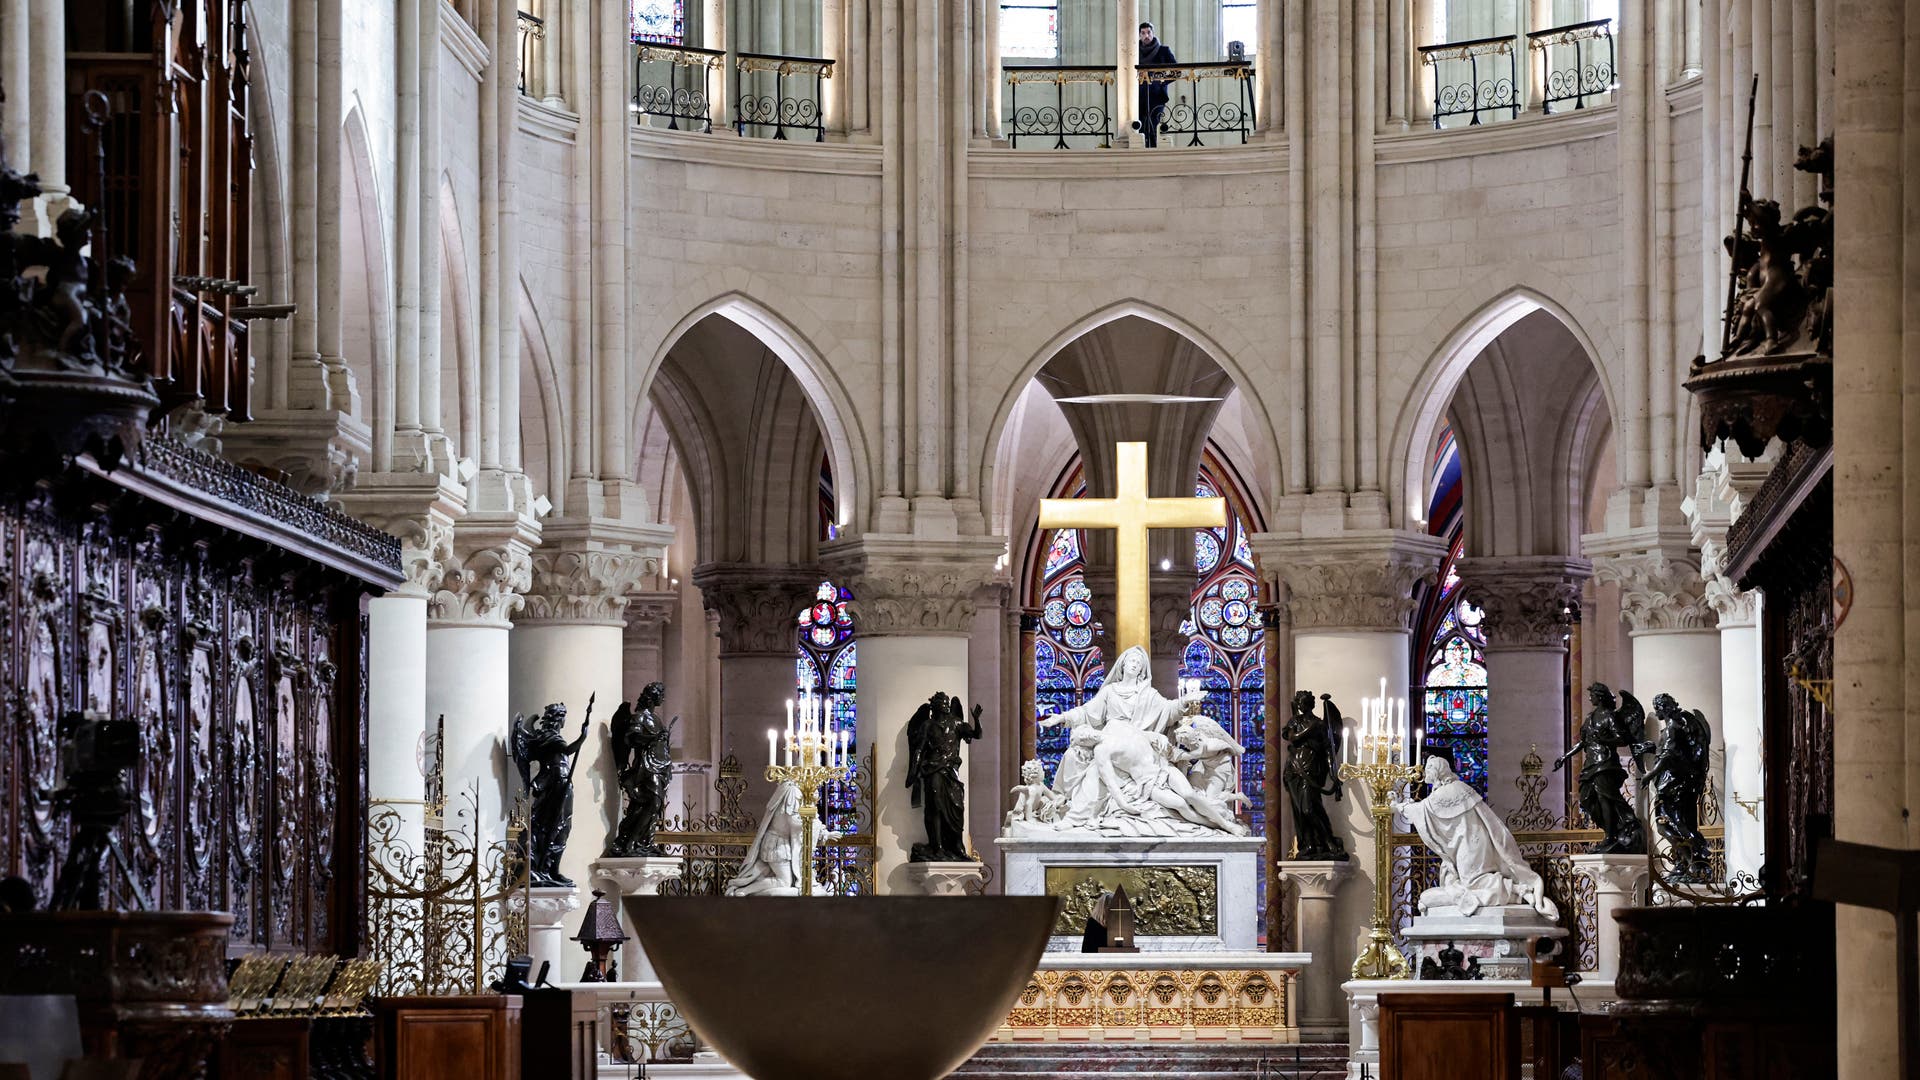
[768,727,777,766]
[839,729,849,768]
[786,698,794,732]
[1413,723,1423,768]
[785,731,794,767]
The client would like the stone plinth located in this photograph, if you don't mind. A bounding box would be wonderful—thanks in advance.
[591,856,686,982]
[996,834,1266,952]
[903,860,986,896]
[525,886,583,985]
[1276,859,1356,1039]
[1400,904,1565,981]
[1569,853,1648,982]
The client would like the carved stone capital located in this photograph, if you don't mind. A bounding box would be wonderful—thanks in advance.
[591,855,686,897]
[1703,574,1759,627]
[222,408,373,498]
[1456,557,1591,650]
[1590,551,1715,633]
[1569,852,1649,898]
[624,591,679,647]
[819,535,1007,638]
[333,468,469,599]
[692,563,821,657]
[1276,859,1356,900]
[430,513,542,628]
[517,518,673,626]
[1251,532,1449,632]
[524,885,583,927]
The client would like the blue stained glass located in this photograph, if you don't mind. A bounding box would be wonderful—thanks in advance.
[1195,530,1222,574]
[630,0,685,44]
[1043,528,1080,579]
[798,581,860,833]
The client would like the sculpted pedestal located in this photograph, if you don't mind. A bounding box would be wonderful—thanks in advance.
[525,885,583,984]
[902,860,987,896]
[1569,853,1647,982]
[1277,859,1353,1039]
[592,855,686,983]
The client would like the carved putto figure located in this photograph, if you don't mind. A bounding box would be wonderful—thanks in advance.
[907,691,984,862]
[1719,137,1834,361]
[605,683,675,858]
[1394,756,1559,919]
[1006,759,1064,830]
[724,780,842,896]
[1554,683,1653,855]
[1280,691,1348,861]
[1647,693,1713,882]
[511,700,591,887]
[1022,646,1246,837]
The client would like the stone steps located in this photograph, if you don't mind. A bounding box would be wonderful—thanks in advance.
[950,1042,1349,1078]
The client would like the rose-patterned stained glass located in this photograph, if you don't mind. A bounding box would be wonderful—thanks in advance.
[796,581,861,855]
[630,0,685,44]
[1035,528,1106,786]
[1182,466,1266,849]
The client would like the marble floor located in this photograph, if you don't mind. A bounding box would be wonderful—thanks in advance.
[949,1042,1350,1079]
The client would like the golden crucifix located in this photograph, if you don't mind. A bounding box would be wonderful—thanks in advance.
[1039,442,1225,657]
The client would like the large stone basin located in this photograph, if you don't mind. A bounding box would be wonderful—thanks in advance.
[626,895,1058,1080]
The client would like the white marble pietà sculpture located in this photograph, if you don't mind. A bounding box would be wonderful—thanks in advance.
[724,780,842,896]
[1392,756,1560,919]
[1018,645,1248,837]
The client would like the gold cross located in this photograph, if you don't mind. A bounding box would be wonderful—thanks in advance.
[1039,442,1225,658]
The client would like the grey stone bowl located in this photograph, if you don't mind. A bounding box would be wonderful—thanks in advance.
[625,895,1059,1080]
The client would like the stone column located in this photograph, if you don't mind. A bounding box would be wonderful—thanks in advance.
[1685,448,1774,882]
[1254,531,1448,988]
[622,592,678,702]
[1,0,31,179]
[427,514,541,842]
[590,856,685,981]
[823,536,1004,895]
[1567,854,1646,984]
[336,474,469,850]
[1277,860,1356,1041]
[26,0,65,210]
[1589,547,1720,734]
[692,563,820,810]
[967,582,1010,869]
[511,522,669,926]
[1457,557,1589,824]
[525,887,582,984]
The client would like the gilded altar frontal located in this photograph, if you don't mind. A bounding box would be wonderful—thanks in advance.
[1045,865,1218,937]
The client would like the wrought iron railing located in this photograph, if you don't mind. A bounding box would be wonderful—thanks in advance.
[633,41,725,132]
[516,10,543,97]
[735,52,833,141]
[1418,34,1520,128]
[653,750,877,895]
[1137,61,1258,146]
[1004,65,1115,149]
[365,784,530,996]
[1528,18,1615,114]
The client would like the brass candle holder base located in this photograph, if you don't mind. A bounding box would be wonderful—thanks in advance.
[1339,739,1421,981]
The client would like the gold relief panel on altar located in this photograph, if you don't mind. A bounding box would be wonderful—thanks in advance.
[1044,865,1218,936]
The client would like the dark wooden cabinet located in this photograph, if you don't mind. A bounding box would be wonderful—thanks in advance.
[1379,992,1519,1080]
[371,996,521,1080]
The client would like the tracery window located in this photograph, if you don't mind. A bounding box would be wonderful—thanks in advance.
[796,581,859,836]
[1177,461,1266,841]
[1412,423,1490,794]
[1034,523,1105,785]
[1000,0,1060,59]
[630,0,685,45]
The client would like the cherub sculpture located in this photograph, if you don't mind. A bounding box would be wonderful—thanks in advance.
[1174,715,1245,802]
[1005,759,1064,830]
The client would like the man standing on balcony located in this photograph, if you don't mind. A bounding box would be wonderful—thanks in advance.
[1136,22,1178,148]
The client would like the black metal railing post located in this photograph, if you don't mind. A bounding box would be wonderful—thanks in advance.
[632,42,724,132]
[1418,34,1520,128]
[1528,19,1615,115]
[1003,65,1115,149]
[733,52,832,142]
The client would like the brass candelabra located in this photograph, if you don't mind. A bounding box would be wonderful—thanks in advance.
[1339,730,1420,980]
[764,697,849,897]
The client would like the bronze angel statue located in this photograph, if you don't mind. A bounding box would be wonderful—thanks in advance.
[1280,691,1348,861]
[511,697,592,886]
[605,683,676,858]
[1555,683,1654,854]
[906,691,982,862]
[1647,693,1713,881]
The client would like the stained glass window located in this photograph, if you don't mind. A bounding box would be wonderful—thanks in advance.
[796,581,861,882]
[1034,525,1105,785]
[1412,423,1490,794]
[1000,1,1060,59]
[630,0,685,45]
[1179,465,1267,847]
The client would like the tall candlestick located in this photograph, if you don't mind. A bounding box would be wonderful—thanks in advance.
[768,728,777,766]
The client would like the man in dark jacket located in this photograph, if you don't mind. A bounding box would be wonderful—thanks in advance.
[1136,22,1177,147]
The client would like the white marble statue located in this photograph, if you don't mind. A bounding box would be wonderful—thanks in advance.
[723,780,842,896]
[1006,759,1065,829]
[1174,715,1245,800]
[1021,645,1248,837]
[1392,756,1560,919]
